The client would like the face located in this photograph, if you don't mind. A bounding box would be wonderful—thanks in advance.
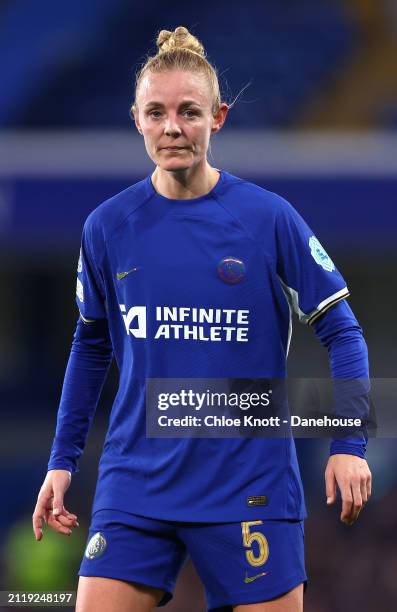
[133,69,228,172]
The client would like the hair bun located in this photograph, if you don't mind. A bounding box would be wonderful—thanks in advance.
[156,26,205,57]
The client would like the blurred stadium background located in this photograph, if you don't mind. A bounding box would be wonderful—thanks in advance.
[0,0,396,610]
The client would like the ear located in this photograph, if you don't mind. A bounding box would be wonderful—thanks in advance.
[131,106,143,135]
[211,103,229,134]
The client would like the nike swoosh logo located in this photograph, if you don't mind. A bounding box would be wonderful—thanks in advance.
[116,267,140,280]
[244,571,268,583]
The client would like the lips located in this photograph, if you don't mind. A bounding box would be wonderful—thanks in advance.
[162,146,187,150]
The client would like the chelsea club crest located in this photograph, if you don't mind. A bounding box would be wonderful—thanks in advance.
[217,257,246,284]
[309,236,335,272]
[85,532,107,560]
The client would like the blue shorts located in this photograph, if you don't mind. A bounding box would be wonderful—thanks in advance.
[79,510,307,610]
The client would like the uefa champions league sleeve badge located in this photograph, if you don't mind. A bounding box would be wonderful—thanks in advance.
[85,532,107,560]
[309,236,335,272]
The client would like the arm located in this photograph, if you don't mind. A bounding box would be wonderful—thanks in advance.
[33,316,113,540]
[48,316,113,472]
[33,213,112,540]
[273,197,372,523]
[313,300,372,525]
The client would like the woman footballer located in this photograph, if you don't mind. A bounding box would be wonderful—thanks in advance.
[32,26,372,612]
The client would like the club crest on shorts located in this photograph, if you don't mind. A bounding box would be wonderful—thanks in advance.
[309,236,335,272]
[217,257,246,284]
[85,532,107,560]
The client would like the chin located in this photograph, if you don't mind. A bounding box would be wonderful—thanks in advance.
[160,161,192,172]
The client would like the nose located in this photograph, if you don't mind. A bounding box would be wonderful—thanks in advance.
[164,115,182,137]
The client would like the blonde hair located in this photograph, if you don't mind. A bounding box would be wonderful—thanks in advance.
[131,26,222,116]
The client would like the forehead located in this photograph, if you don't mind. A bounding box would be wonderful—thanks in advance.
[137,70,211,107]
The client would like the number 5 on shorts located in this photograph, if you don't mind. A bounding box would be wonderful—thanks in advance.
[241,521,269,567]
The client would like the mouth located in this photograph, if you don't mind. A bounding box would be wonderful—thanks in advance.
[161,146,188,151]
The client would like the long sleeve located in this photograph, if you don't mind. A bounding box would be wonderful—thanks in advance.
[47,317,113,473]
[313,299,369,458]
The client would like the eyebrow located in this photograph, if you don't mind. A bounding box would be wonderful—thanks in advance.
[144,100,202,109]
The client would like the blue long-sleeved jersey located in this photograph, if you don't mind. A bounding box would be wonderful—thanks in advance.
[48,170,368,521]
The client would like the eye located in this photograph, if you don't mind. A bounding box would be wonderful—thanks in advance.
[148,110,162,118]
[183,109,200,118]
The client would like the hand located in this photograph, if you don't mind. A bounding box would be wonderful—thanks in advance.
[32,470,79,541]
[325,454,372,525]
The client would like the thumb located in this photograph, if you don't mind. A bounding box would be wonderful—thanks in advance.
[49,470,71,515]
[325,470,337,505]
[52,485,65,516]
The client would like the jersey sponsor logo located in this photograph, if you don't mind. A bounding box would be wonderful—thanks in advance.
[119,304,250,342]
[77,249,82,273]
[244,570,268,584]
[309,236,335,272]
[217,257,246,284]
[120,305,147,338]
[247,495,268,507]
[116,267,140,280]
[85,532,107,560]
[76,278,84,302]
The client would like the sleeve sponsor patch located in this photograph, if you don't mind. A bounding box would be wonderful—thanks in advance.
[309,236,335,272]
[77,248,83,273]
[76,278,84,303]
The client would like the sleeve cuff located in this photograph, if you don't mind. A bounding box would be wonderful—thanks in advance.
[47,462,79,474]
[79,311,96,324]
[330,438,367,459]
[307,287,350,325]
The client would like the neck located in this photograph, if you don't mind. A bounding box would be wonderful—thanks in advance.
[151,162,220,200]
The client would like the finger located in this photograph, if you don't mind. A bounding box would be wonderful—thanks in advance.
[325,470,337,505]
[360,478,368,504]
[55,507,79,526]
[366,473,372,498]
[57,514,79,528]
[340,484,354,524]
[45,507,67,530]
[32,498,48,540]
[64,509,78,521]
[350,480,363,523]
[32,512,44,541]
[46,513,73,536]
